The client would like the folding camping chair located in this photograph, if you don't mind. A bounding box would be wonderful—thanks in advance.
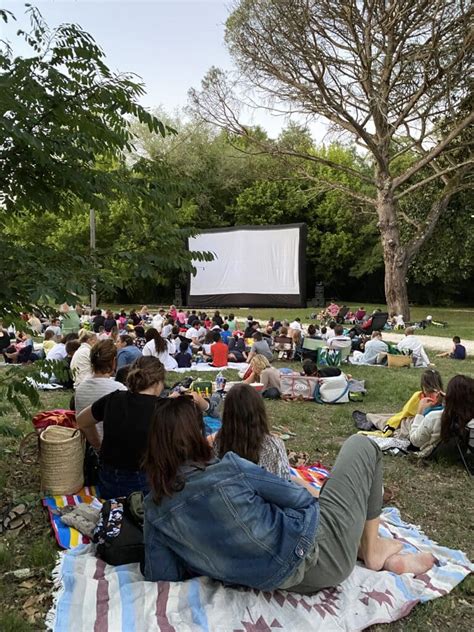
[274,335,294,360]
[301,338,326,363]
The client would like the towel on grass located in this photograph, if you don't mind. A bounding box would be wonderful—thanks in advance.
[46,507,473,632]
[171,362,248,373]
[43,487,100,549]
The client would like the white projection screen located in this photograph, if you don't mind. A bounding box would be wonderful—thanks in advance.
[187,224,306,307]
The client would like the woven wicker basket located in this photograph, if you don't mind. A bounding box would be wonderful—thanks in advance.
[387,353,412,368]
[39,425,85,495]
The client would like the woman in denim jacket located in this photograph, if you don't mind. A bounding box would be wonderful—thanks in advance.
[143,398,434,593]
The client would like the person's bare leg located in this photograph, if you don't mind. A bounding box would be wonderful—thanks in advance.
[358,517,403,570]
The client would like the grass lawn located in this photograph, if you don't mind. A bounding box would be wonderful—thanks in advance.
[0,352,473,630]
[107,303,474,340]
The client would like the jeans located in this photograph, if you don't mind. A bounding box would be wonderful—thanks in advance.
[99,464,150,500]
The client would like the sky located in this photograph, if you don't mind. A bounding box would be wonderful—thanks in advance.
[1,0,324,138]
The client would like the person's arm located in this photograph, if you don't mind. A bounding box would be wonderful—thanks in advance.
[239,456,315,510]
[76,405,101,450]
[409,404,439,448]
[144,529,190,582]
[243,370,257,385]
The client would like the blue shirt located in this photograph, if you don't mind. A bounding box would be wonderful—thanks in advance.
[116,345,142,370]
[144,453,319,590]
[220,330,232,344]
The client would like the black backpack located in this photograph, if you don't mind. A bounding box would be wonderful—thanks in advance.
[93,492,144,566]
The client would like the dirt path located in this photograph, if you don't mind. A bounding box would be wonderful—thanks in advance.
[382,332,474,354]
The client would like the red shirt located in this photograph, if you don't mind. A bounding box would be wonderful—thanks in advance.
[211,342,229,367]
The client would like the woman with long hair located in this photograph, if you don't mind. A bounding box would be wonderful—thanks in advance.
[143,397,434,589]
[142,327,177,370]
[214,384,290,479]
[77,356,166,498]
[409,374,474,457]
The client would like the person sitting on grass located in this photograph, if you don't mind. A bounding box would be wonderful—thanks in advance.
[436,336,467,360]
[3,331,34,363]
[77,356,166,499]
[42,329,57,356]
[142,397,435,589]
[408,374,474,459]
[220,323,232,344]
[244,354,281,395]
[247,331,273,362]
[142,327,177,371]
[228,334,247,362]
[70,331,98,388]
[209,332,229,367]
[350,331,388,365]
[397,327,431,367]
[116,334,142,370]
[212,383,290,479]
[175,341,192,368]
[75,339,127,428]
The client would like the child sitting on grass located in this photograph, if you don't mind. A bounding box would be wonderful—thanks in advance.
[437,336,466,360]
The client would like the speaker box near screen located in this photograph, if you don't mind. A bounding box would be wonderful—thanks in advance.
[187,224,306,308]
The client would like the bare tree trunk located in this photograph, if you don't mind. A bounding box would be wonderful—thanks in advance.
[376,180,411,320]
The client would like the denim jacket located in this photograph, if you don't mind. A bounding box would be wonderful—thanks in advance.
[144,452,319,590]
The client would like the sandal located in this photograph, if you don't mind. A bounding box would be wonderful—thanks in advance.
[1,503,29,533]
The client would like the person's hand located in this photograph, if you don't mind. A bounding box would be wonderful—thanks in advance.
[417,397,434,414]
[168,389,181,399]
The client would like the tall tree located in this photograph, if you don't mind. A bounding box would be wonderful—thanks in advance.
[190,0,473,318]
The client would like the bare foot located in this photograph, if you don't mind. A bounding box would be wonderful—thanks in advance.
[361,537,404,571]
[384,552,435,575]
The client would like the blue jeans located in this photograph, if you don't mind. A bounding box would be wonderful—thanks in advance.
[99,464,150,500]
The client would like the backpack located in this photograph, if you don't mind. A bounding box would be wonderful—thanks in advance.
[93,492,144,566]
[280,375,319,400]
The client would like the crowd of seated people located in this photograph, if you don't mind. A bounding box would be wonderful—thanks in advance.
[3,298,471,600]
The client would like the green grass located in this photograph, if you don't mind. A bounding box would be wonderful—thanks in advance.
[105,302,474,340]
[0,354,473,628]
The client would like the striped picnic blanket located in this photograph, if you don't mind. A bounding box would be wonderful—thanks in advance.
[47,507,473,631]
[289,463,330,490]
[42,487,100,549]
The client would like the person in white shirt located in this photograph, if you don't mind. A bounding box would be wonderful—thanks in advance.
[289,318,302,331]
[70,331,98,388]
[327,325,352,350]
[45,319,62,338]
[397,327,431,367]
[75,339,127,440]
[350,331,388,365]
[152,309,166,333]
[142,328,178,370]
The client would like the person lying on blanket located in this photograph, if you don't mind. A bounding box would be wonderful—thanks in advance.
[359,369,444,437]
[77,356,166,499]
[142,397,435,592]
[243,354,281,395]
[208,383,290,480]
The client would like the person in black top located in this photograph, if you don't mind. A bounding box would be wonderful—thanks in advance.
[212,310,224,328]
[77,356,166,499]
[103,310,117,333]
[92,309,106,333]
[301,360,342,378]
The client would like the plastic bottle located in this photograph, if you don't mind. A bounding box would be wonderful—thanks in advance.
[216,371,225,391]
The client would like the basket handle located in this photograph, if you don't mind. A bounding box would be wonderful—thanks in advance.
[19,431,40,464]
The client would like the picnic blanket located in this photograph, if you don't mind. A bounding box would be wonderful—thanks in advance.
[172,362,248,373]
[46,506,473,632]
[289,463,330,491]
[43,487,100,549]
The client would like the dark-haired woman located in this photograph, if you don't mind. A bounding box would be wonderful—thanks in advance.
[142,327,177,370]
[77,356,166,499]
[409,374,474,457]
[213,384,290,479]
[143,397,434,590]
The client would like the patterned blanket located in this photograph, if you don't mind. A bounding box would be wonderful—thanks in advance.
[46,507,473,631]
[43,487,100,549]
